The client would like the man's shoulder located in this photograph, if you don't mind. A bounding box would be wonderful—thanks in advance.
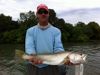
[27,25,38,32]
[50,25,61,33]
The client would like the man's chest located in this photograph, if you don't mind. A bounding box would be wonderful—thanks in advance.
[33,29,55,44]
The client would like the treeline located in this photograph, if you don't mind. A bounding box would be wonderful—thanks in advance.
[0,9,100,44]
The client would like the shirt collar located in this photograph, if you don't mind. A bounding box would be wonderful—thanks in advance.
[37,23,51,30]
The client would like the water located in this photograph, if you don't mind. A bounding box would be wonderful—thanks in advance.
[0,44,25,75]
[0,43,100,75]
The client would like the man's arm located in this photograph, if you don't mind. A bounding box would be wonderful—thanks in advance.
[25,28,42,64]
[53,29,64,53]
[25,28,36,55]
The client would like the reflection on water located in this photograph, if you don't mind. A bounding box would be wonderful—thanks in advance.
[0,43,100,75]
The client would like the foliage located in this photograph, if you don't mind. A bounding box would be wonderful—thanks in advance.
[0,9,100,43]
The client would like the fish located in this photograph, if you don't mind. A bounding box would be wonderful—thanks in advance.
[15,50,86,75]
[15,50,87,65]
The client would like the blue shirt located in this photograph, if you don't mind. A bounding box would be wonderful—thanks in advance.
[25,24,64,68]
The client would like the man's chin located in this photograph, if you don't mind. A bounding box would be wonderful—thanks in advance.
[40,19,48,22]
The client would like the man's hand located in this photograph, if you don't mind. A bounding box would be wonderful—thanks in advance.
[28,55,43,65]
[64,59,73,65]
[65,61,80,65]
[64,55,80,65]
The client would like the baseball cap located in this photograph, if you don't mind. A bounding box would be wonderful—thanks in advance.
[37,4,49,13]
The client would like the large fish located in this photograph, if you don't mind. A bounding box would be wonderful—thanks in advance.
[16,50,87,65]
[15,50,87,75]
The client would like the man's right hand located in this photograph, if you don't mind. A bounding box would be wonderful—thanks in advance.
[28,55,43,65]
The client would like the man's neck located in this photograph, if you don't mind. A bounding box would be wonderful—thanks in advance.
[38,22,51,29]
[39,21,48,26]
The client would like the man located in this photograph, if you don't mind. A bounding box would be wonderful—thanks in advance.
[25,4,66,75]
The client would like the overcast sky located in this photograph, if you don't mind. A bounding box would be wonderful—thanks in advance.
[0,0,100,24]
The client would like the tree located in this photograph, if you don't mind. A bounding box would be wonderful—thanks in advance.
[0,10,100,44]
[71,22,89,42]
[87,22,100,40]
[49,9,57,25]
[0,14,19,32]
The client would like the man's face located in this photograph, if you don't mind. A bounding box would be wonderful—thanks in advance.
[37,8,49,22]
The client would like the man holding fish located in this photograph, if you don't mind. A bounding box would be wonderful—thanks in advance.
[25,4,86,75]
[25,4,68,75]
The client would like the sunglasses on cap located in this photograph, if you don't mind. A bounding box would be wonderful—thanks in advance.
[37,9,48,14]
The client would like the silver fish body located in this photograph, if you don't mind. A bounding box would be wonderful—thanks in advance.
[22,51,87,65]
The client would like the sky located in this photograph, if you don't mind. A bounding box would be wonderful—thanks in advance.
[0,0,100,24]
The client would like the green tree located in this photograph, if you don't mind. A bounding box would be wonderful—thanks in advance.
[0,14,19,32]
[86,22,100,40]
[71,22,89,42]
[49,9,58,25]
[1,10,100,44]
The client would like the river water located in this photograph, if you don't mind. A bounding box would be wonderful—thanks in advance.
[0,43,100,75]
